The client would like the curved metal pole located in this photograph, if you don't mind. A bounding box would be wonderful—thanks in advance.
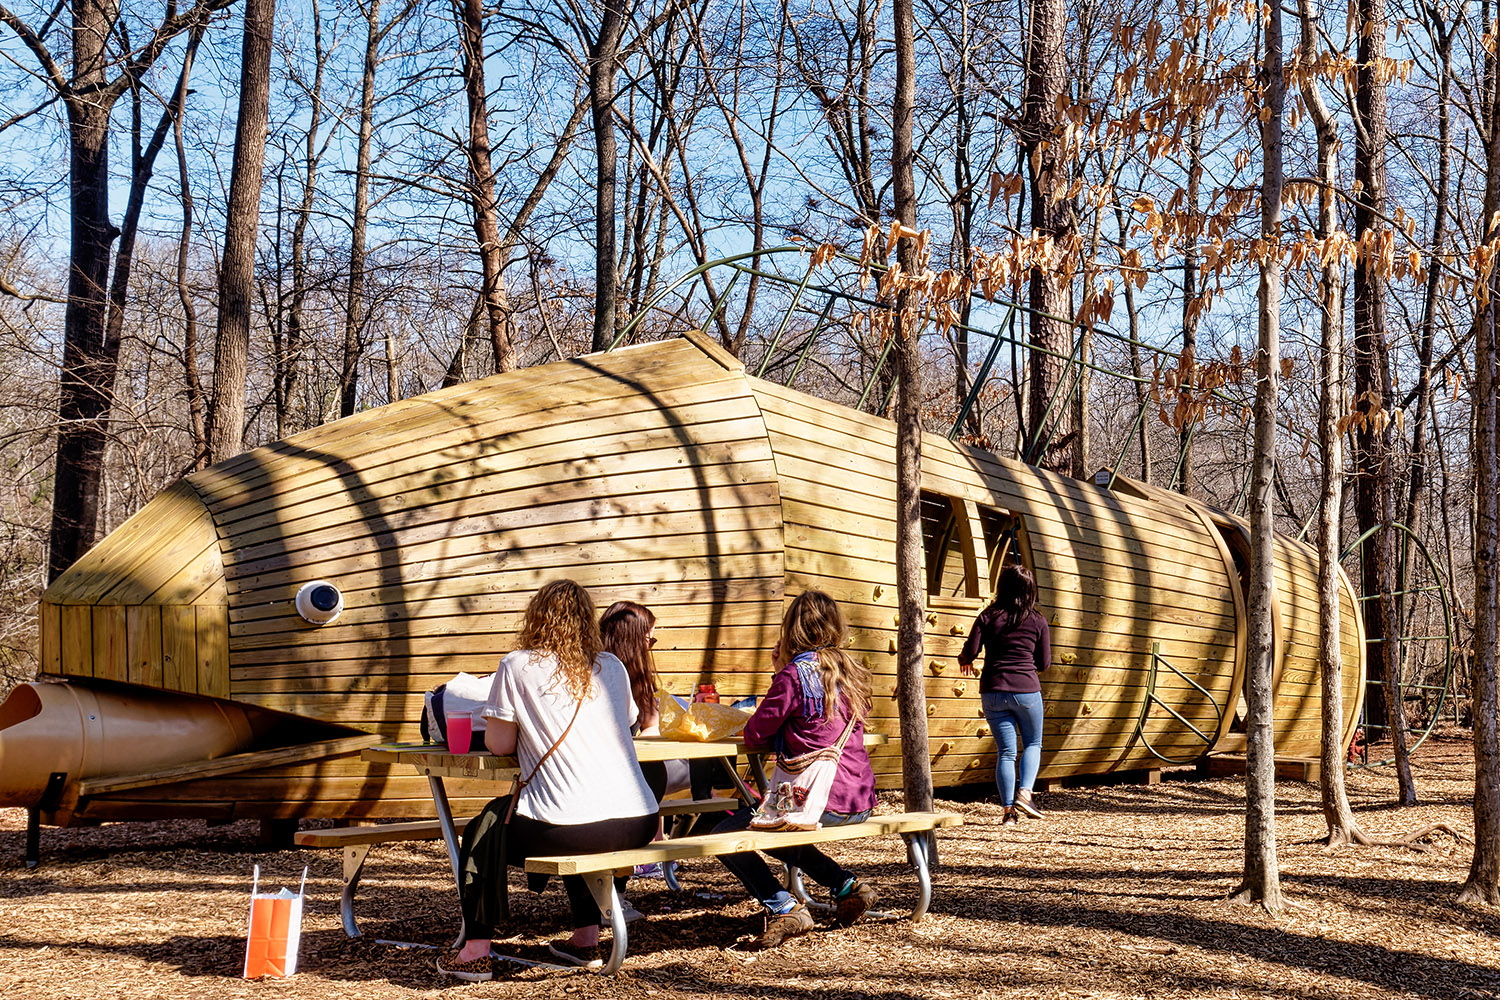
[1106,398,1152,491]
[611,246,806,349]
[1341,522,1456,764]
[855,334,898,411]
[340,845,370,937]
[784,864,817,907]
[584,871,627,975]
[1132,642,1226,765]
[948,302,1018,440]
[787,296,839,385]
[903,832,932,921]
[1024,333,1087,465]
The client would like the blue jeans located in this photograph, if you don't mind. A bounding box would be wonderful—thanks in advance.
[713,805,870,912]
[981,690,1044,805]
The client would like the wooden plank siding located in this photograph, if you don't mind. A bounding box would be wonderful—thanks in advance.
[749,377,1359,787]
[202,337,785,746]
[31,335,1364,823]
[41,477,231,699]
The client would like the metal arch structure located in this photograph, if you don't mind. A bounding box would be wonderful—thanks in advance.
[608,248,1332,502]
[1340,522,1456,766]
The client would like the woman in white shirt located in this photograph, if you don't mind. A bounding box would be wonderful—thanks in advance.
[438,581,659,980]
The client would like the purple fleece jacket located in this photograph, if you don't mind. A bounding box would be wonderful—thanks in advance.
[743,664,878,816]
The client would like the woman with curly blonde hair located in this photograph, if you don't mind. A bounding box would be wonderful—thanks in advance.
[440,581,658,979]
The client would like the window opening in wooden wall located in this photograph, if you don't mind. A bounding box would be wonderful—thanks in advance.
[978,506,1029,596]
[920,491,968,598]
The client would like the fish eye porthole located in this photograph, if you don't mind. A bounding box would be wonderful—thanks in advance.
[295,580,344,625]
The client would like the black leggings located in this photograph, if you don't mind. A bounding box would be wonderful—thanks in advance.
[458,795,657,938]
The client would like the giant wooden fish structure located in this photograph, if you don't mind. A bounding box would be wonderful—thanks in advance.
[1,332,1363,827]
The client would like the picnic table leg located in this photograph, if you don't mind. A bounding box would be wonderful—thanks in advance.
[428,775,467,944]
[742,752,769,797]
[582,872,627,975]
[784,864,819,909]
[340,844,371,937]
[902,832,933,922]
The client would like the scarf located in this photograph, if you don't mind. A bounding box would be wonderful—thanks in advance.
[791,650,826,719]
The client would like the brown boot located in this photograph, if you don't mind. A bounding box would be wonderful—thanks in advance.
[834,880,878,927]
[758,904,814,948]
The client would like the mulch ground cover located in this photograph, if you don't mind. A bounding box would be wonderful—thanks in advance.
[2,729,1497,999]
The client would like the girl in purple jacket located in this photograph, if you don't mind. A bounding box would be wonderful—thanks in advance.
[960,564,1050,826]
[712,590,878,948]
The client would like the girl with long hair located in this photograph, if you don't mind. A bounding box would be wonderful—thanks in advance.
[711,589,879,948]
[599,600,660,733]
[439,580,658,980]
[959,563,1050,826]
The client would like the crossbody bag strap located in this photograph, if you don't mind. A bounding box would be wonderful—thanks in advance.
[831,710,860,754]
[503,696,584,825]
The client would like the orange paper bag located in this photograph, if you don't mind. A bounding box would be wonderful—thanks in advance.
[243,865,307,978]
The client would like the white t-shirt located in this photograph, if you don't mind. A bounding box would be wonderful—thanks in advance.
[482,649,658,825]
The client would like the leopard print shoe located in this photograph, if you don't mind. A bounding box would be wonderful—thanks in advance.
[437,949,496,982]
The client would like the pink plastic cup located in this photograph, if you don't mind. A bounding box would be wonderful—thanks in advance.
[446,711,473,754]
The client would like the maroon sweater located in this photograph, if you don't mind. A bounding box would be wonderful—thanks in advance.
[958,607,1051,694]
[743,663,878,815]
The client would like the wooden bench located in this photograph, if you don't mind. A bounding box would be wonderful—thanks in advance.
[525,810,962,974]
[296,797,740,937]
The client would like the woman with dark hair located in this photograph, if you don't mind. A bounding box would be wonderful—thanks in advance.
[959,564,1050,826]
[599,600,661,734]
[600,599,689,801]
[599,600,694,893]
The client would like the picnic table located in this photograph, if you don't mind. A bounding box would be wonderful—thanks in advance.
[360,732,889,905]
[357,731,950,975]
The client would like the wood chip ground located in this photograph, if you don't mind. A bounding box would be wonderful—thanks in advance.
[2,729,1496,999]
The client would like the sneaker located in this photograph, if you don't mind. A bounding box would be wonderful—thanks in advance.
[1015,789,1044,819]
[633,861,664,878]
[833,879,878,927]
[437,949,496,982]
[619,899,646,923]
[757,903,815,948]
[547,938,605,969]
[1001,809,1019,826]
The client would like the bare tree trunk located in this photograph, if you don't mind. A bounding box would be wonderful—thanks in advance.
[454,0,515,372]
[1178,9,1204,496]
[278,0,325,436]
[106,26,204,430]
[1233,0,1284,912]
[1108,202,1149,482]
[951,0,977,435]
[1,0,230,573]
[208,0,276,463]
[174,63,206,467]
[1352,0,1416,804]
[892,0,932,831]
[1404,6,1453,600]
[44,0,121,581]
[1460,28,1500,906]
[1298,0,1361,844]
[1020,0,1074,473]
[588,0,627,352]
[339,0,381,417]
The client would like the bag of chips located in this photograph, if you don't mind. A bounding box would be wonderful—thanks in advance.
[657,691,751,741]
